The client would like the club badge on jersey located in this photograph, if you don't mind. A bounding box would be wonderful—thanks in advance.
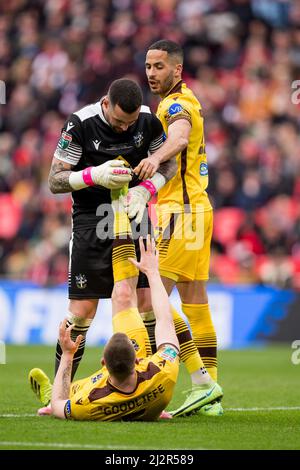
[200,162,208,176]
[133,132,144,148]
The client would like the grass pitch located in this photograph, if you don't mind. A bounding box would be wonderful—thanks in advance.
[0,344,299,450]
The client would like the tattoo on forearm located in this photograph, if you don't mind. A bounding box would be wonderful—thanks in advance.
[49,161,73,193]
[60,361,72,399]
[157,157,177,181]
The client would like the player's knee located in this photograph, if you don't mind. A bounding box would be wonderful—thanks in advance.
[112,281,136,311]
[69,299,98,319]
[179,281,208,304]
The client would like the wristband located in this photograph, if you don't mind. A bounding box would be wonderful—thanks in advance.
[82,167,95,186]
[69,167,95,190]
[139,180,157,197]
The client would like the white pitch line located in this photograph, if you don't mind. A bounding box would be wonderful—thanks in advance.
[0,414,36,418]
[227,406,300,412]
[1,406,300,418]
[0,441,195,450]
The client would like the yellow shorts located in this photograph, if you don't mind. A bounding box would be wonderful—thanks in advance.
[157,210,213,282]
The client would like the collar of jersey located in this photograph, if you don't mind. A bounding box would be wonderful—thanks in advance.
[165,79,183,98]
[98,97,110,126]
[107,371,138,395]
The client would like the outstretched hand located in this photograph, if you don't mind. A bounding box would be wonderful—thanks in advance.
[59,319,83,356]
[129,235,159,276]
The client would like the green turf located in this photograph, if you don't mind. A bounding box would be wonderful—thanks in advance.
[0,345,299,450]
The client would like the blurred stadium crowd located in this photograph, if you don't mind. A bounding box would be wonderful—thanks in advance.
[0,0,299,289]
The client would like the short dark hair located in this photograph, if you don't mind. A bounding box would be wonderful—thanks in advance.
[148,39,183,64]
[104,332,136,378]
[108,79,143,113]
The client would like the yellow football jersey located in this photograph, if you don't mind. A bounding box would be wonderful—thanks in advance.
[156,80,212,214]
[64,345,179,421]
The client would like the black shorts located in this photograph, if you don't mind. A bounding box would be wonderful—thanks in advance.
[69,216,153,299]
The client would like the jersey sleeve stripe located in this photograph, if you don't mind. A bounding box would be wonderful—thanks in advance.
[149,136,163,154]
[168,114,192,126]
[54,142,82,165]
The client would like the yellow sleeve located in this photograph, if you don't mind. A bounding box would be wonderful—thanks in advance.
[64,395,94,420]
[162,95,193,127]
[151,344,179,384]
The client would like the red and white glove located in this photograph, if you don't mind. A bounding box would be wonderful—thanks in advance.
[69,160,132,190]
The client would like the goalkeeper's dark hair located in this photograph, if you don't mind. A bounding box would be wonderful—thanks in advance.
[104,332,136,378]
[108,79,143,114]
[148,39,183,64]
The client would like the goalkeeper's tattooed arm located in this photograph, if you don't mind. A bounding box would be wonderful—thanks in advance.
[48,156,132,194]
[48,158,74,194]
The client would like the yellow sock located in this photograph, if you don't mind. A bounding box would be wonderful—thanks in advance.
[182,303,217,381]
[113,307,151,358]
[171,305,206,373]
[112,211,138,282]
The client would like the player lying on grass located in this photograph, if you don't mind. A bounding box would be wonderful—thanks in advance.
[29,190,222,420]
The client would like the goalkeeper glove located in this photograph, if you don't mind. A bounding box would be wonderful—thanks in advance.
[124,173,166,224]
[125,185,151,224]
[69,160,132,190]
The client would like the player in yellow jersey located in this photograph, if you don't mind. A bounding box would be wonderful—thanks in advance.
[125,40,223,417]
[29,193,221,421]
[50,239,180,422]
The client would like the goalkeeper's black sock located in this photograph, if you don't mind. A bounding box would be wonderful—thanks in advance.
[55,314,92,380]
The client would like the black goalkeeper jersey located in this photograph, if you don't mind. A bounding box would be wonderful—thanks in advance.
[54,99,164,229]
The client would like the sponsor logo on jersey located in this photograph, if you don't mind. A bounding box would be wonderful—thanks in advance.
[159,345,178,363]
[133,132,144,148]
[93,139,101,150]
[168,103,183,115]
[66,121,75,132]
[100,385,166,416]
[91,373,103,384]
[200,162,208,176]
[58,131,72,150]
[75,273,87,289]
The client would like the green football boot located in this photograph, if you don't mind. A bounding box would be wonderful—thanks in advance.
[170,382,223,418]
[198,400,224,416]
